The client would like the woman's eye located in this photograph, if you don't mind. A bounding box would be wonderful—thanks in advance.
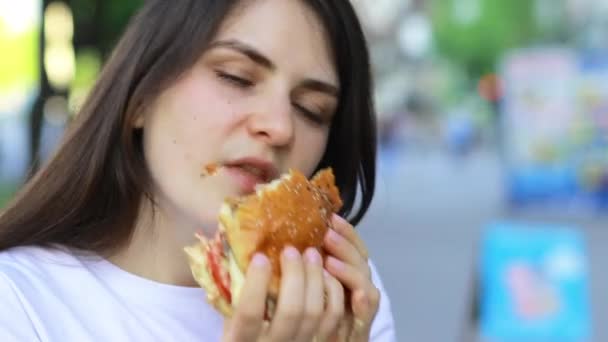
[216,71,253,88]
[293,103,325,125]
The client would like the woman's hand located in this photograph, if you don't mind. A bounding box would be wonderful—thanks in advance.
[222,247,345,342]
[322,214,381,342]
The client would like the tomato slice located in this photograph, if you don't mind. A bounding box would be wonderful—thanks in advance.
[207,239,232,303]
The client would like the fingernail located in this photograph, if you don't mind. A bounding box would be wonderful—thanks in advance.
[305,248,321,264]
[326,229,342,243]
[323,269,331,278]
[252,253,268,267]
[327,256,344,270]
[283,246,299,260]
[333,214,348,225]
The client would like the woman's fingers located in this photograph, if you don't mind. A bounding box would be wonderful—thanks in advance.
[325,256,380,339]
[226,246,360,342]
[293,248,325,342]
[324,217,370,279]
[324,215,380,341]
[224,253,272,341]
[316,271,345,341]
[330,214,368,260]
[266,246,306,340]
[325,256,369,291]
[348,289,378,341]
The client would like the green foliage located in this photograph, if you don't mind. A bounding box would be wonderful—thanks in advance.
[65,0,143,110]
[0,183,16,209]
[72,47,101,89]
[431,0,541,78]
[99,0,144,55]
[0,28,38,91]
[69,0,144,56]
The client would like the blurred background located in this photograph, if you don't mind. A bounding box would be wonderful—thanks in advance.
[1,0,607,341]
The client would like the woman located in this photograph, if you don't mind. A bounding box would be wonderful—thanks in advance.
[0,0,396,341]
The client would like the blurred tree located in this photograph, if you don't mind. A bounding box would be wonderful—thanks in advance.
[431,0,541,79]
[27,0,142,175]
[70,0,143,58]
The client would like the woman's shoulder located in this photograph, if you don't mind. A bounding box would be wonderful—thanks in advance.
[0,244,75,263]
[0,245,101,314]
[0,252,41,341]
[0,245,102,340]
[0,245,84,280]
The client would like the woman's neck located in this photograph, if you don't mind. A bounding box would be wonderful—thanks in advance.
[107,199,204,287]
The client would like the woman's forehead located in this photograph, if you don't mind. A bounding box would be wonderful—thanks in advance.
[213,0,338,84]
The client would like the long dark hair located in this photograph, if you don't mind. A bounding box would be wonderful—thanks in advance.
[0,0,376,254]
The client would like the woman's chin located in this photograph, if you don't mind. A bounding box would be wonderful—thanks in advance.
[181,190,233,237]
[189,207,222,237]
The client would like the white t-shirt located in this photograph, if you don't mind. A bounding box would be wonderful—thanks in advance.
[0,246,397,341]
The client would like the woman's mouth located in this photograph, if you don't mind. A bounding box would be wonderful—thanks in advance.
[224,165,269,194]
[201,158,279,194]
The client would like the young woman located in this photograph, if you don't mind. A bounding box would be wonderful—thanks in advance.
[0,1,396,341]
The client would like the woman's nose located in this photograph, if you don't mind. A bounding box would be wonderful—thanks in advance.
[246,98,294,147]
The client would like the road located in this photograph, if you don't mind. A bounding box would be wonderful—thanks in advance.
[358,147,608,341]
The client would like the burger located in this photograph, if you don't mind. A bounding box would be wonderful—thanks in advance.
[184,167,343,318]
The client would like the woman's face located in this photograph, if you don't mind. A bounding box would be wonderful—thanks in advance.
[139,0,339,234]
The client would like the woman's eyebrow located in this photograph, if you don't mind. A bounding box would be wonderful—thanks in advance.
[297,79,339,97]
[209,39,275,71]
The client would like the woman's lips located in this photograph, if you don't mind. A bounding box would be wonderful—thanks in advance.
[224,165,267,194]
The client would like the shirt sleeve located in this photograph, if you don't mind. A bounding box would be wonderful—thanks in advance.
[368,259,398,342]
[0,269,42,341]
